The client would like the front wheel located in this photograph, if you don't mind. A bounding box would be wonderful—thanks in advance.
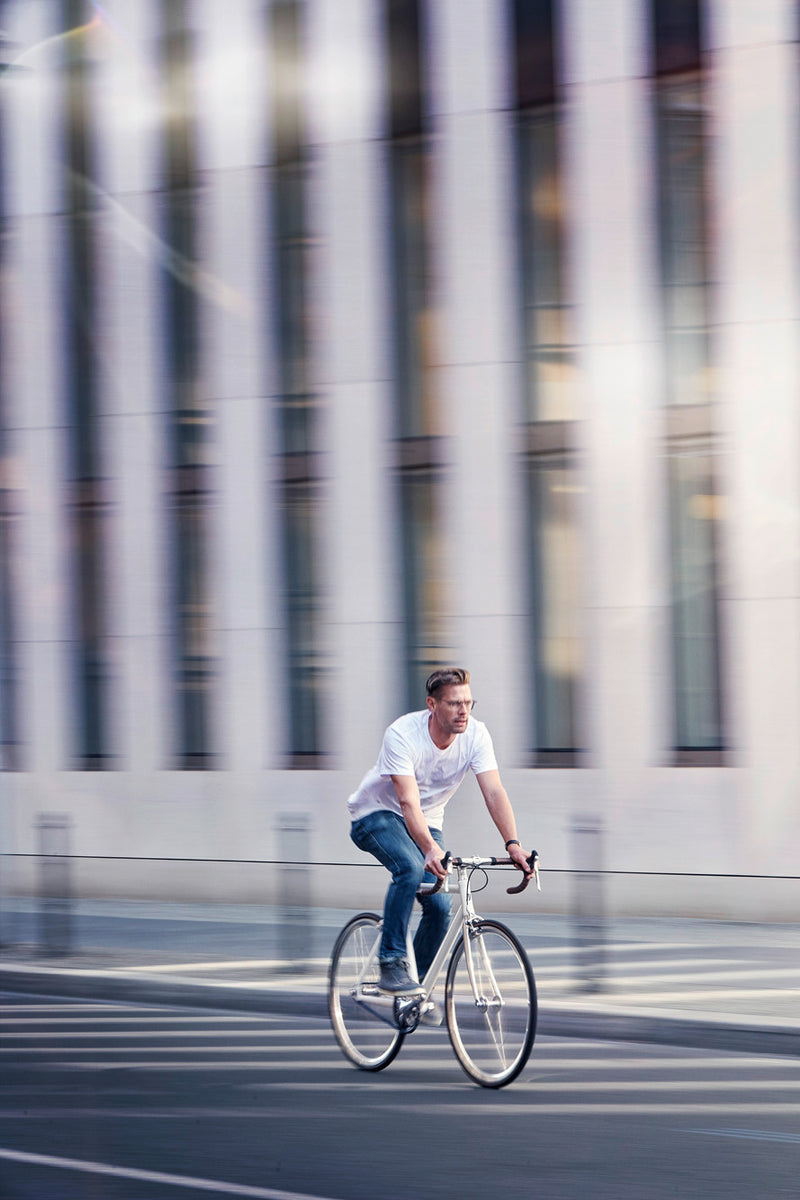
[445,919,536,1088]
[328,913,405,1071]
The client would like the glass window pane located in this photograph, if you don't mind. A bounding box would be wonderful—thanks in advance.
[400,469,446,708]
[517,108,576,422]
[656,74,713,406]
[270,0,325,762]
[160,0,216,767]
[386,0,447,706]
[283,483,324,759]
[63,0,110,767]
[528,459,582,753]
[390,139,438,439]
[668,451,724,750]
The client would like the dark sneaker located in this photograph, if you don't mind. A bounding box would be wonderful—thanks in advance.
[419,999,443,1026]
[378,959,424,995]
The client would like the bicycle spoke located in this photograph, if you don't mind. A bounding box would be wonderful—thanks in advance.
[328,913,405,1071]
[445,920,536,1087]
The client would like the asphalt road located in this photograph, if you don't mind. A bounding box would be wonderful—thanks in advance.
[1,991,799,1200]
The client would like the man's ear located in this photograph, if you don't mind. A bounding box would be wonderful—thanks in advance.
[426,695,435,712]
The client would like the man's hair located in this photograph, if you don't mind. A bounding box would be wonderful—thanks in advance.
[425,667,471,697]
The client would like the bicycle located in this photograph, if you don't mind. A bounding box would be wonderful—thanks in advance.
[328,850,540,1088]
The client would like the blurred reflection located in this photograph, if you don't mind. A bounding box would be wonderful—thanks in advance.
[387,0,448,708]
[270,0,325,764]
[518,107,576,424]
[656,73,714,409]
[160,0,217,768]
[652,0,724,758]
[527,460,582,760]
[63,0,110,767]
[514,0,581,763]
[0,447,21,771]
[668,450,724,752]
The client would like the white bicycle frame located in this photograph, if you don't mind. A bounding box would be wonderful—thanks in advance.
[352,855,540,1020]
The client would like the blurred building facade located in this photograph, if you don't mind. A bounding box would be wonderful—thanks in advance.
[0,0,798,916]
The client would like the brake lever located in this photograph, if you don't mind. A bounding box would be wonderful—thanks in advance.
[506,851,541,895]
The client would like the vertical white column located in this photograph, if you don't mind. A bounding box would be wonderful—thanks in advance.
[307,0,398,769]
[92,0,169,774]
[709,0,800,868]
[3,1,70,775]
[559,0,664,802]
[426,0,526,762]
[194,0,273,773]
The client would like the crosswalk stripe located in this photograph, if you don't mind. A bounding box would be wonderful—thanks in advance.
[0,1146,336,1200]
[589,986,800,1003]
[0,1046,329,1055]
[530,957,746,976]
[0,1029,327,1040]
[0,1015,278,1025]
[691,1128,800,1145]
[383,1102,800,1116]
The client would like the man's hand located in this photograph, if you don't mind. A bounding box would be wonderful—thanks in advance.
[423,845,448,879]
[508,843,534,875]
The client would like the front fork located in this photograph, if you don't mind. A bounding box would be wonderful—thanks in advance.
[459,874,501,1010]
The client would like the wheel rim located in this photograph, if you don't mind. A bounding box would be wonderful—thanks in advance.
[445,921,536,1087]
[329,915,404,1071]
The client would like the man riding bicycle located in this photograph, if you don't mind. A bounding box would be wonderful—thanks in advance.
[348,667,533,996]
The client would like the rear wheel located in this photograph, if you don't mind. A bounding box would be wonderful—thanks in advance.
[328,913,405,1071]
[445,919,536,1087]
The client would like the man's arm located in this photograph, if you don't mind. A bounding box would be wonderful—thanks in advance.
[390,774,448,879]
[476,769,533,874]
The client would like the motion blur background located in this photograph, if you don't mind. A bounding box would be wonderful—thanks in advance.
[0,0,798,919]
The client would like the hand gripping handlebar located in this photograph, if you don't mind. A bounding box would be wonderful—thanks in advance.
[506,851,540,894]
[417,850,540,898]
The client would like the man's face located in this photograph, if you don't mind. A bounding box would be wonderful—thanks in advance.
[427,683,474,736]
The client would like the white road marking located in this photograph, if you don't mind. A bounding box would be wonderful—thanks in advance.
[131,959,329,973]
[118,942,714,972]
[384,1102,800,1116]
[18,1060,366,1070]
[527,942,702,957]
[690,1127,800,1145]
[0,1046,324,1055]
[11,1048,796,1067]
[0,1015,276,1025]
[0,1003,170,1013]
[0,1147,337,1199]
[604,965,800,985]
[0,1108,349,1120]
[0,1028,325,1040]
[530,957,746,977]
[274,1076,800,1092]
[30,1059,800,1078]
[581,985,800,1004]
[511,1056,800,1071]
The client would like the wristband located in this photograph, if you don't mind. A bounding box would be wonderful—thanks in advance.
[504,839,521,850]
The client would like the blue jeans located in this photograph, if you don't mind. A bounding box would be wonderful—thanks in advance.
[350,810,451,976]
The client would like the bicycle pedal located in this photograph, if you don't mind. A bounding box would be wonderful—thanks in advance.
[419,999,443,1027]
[393,996,421,1030]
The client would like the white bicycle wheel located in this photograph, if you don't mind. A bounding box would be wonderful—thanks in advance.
[328,913,405,1071]
[445,919,536,1087]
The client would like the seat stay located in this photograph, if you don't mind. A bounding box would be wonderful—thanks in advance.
[349,919,384,998]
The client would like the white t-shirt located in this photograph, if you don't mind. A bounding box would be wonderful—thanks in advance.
[347,710,499,829]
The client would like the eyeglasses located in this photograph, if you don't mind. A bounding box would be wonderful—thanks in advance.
[442,699,476,712]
